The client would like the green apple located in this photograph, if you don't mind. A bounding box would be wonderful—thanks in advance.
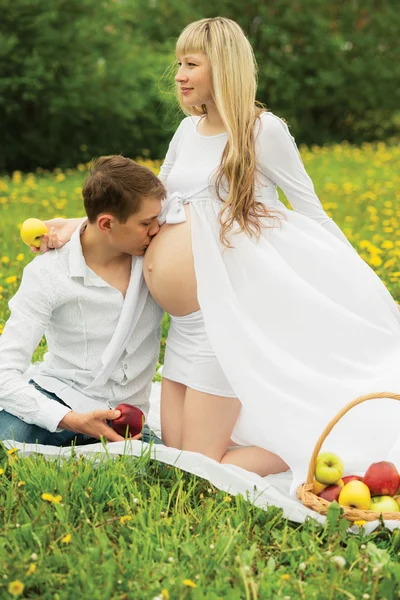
[338,481,371,509]
[315,452,344,485]
[369,496,400,514]
[20,218,48,248]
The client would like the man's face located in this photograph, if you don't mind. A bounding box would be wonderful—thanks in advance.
[110,196,162,256]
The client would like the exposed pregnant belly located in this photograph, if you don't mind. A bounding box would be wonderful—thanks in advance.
[144,205,200,316]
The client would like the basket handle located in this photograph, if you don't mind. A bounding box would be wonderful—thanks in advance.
[306,392,400,484]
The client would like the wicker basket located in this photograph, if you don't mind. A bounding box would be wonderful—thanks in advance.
[297,392,400,522]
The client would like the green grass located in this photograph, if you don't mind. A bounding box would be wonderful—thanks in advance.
[1,445,400,600]
[1,143,400,598]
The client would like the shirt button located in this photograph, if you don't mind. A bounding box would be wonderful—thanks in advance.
[123,363,128,370]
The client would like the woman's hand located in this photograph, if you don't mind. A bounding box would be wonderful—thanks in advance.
[58,409,143,443]
[30,217,85,253]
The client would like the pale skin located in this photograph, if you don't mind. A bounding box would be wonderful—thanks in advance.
[50,196,161,442]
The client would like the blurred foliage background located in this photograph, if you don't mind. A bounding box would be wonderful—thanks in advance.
[1,0,399,172]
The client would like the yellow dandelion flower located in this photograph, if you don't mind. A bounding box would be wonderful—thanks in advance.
[119,515,132,524]
[354,519,366,527]
[281,574,291,581]
[0,468,4,475]
[26,563,37,575]
[182,579,197,588]
[61,533,71,544]
[381,241,394,250]
[5,276,17,285]
[1,256,10,264]
[8,580,24,596]
[17,481,26,487]
[384,258,396,269]
[55,173,66,182]
[223,496,232,502]
[369,255,383,267]
[161,589,170,600]
[7,447,18,455]
[41,492,62,503]
[16,253,25,261]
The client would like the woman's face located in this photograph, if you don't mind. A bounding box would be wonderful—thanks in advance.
[175,52,213,107]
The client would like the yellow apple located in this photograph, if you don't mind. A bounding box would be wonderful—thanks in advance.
[313,479,327,494]
[338,481,371,510]
[20,218,48,248]
[315,452,344,485]
[369,496,399,514]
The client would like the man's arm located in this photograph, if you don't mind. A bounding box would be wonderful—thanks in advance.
[0,260,128,442]
[0,261,71,430]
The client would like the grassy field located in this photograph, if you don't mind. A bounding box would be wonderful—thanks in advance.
[0,141,400,599]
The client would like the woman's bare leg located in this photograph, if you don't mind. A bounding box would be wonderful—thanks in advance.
[160,378,186,448]
[181,388,241,461]
[181,387,288,477]
[221,446,288,477]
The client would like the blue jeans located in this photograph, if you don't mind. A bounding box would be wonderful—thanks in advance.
[0,381,163,447]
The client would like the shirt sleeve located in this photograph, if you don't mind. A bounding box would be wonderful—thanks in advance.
[0,260,71,432]
[158,118,190,183]
[256,113,354,249]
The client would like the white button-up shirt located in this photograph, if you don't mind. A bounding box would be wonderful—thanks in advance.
[0,225,163,432]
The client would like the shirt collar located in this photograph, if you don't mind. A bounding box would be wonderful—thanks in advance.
[68,220,93,280]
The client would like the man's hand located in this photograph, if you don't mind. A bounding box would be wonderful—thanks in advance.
[58,409,142,443]
[30,218,85,253]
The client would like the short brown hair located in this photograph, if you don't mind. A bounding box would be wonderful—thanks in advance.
[82,155,166,223]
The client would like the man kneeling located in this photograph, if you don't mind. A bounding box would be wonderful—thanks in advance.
[0,156,164,446]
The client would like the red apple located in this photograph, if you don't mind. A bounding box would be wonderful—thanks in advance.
[342,475,363,485]
[111,403,145,437]
[363,461,400,497]
[317,484,343,502]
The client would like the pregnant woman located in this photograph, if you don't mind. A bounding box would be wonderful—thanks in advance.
[41,18,400,488]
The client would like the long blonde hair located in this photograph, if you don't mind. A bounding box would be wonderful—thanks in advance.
[176,17,280,246]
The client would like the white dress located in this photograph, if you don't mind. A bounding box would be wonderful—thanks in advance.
[159,112,400,492]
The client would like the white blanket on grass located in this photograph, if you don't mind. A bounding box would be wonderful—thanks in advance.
[3,382,400,533]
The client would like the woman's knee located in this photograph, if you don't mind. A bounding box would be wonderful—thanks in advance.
[180,388,241,461]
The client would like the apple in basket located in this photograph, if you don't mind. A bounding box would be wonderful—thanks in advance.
[338,480,371,510]
[317,482,344,503]
[369,496,400,513]
[342,475,363,485]
[314,452,344,485]
[111,403,145,437]
[363,461,400,497]
[369,496,399,514]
